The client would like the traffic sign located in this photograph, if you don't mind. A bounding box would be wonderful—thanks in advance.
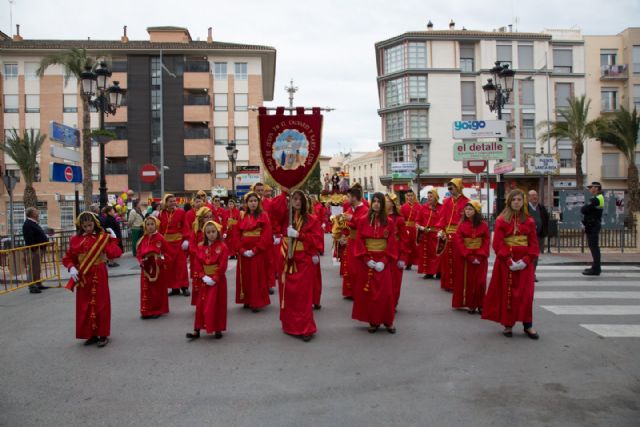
[50,163,82,183]
[140,164,159,184]
[494,161,515,175]
[466,160,487,174]
[50,145,81,163]
[453,141,509,161]
[49,121,80,148]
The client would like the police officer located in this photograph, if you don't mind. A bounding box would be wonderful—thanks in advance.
[580,182,604,276]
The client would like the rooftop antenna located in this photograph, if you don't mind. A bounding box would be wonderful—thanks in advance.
[284,79,298,110]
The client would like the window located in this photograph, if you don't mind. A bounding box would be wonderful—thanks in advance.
[634,85,640,110]
[385,78,405,107]
[600,49,617,67]
[234,63,248,80]
[602,153,620,178]
[63,94,77,113]
[25,95,39,113]
[460,44,474,72]
[555,83,572,109]
[3,95,18,113]
[601,88,618,111]
[234,93,248,111]
[111,57,127,72]
[408,76,427,103]
[214,127,228,145]
[185,155,211,174]
[105,158,128,175]
[214,94,228,112]
[408,42,427,68]
[633,46,640,74]
[385,111,404,141]
[384,44,404,74]
[520,79,534,105]
[553,48,573,73]
[25,62,39,80]
[60,202,75,230]
[214,63,227,80]
[409,111,428,138]
[521,113,535,139]
[497,44,512,67]
[559,147,573,168]
[104,124,128,140]
[3,63,18,80]
[215,161,228,179]
[518,44,534,70]
[235,127,249,144]
[461,82,476,111]
[387,145,406,163]
[522,146,536,164]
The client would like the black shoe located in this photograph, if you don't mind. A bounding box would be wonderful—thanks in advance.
[313,304,322,310]
[435,274,441,279]
[169,289,181,296]
[582,269,601,276]
[29,287,42,294]
[502,329,513,338]
[535,276,539,282]
[181,287,191,297]
[368,324,379,334]
[214,332,223,339]
[97,337,109,347]
[84,336,99,346]
[37,284,48,290]
[243,304,250,309]
[524,328,540,340]
[302,335,313,342]
[268,288,275,295]
[385,325,396,334]
[186,331,200,340]
[108,262,119,268]
[423,274,432,279]
[252,308,260,313]
[404,264,412,271]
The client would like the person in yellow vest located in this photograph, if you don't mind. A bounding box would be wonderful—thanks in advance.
[581,182,605,276]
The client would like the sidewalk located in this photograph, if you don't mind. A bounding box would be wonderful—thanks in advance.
[54,254,141,283]
[538,251,639,265]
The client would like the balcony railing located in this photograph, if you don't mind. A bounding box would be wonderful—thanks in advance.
[185,61,210,73]
[184,127,210,139]
[600,64,628,79]
[184,94,210,106]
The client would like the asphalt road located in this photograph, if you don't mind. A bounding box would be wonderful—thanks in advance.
[1,236,639,427]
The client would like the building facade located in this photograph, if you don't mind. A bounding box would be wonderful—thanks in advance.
[0,26,276,232]
[343,149,384,199]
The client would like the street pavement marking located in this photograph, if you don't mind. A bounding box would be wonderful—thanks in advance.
[532,265,640,271]
[535,281,640,287]
[535,291,640,299]
[580,324,640,338]
[533,272,639,278]
[541,305,640,315]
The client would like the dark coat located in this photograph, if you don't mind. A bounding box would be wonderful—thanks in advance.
[529,203,550,238]
[22,219,49,247]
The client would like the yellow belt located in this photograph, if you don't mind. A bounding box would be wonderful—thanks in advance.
[164,233,183,242]
[464,237,482,249]
[365,238,387,252]
[227,219,238,225]
[242,228,262,237]
[349,230,357,239]
[78,253,106,267]
[445,225,458,234]
[505,235,528,246]
[405,221,416,227]
[424,227,437,232]
[203,265,219,276]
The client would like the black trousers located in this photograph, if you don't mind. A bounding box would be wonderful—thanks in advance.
[585,224,601,272]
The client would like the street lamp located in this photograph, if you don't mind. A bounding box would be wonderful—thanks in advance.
[225,140,238,200]
[80,61,124,208]
[413,143,424,198]
[483,61,515,215]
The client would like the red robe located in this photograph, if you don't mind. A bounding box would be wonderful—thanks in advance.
[341,204,368,298]
[225,208,241,253]
[279,213,322,336]
[451,219,490,310]
[436,195,469,291]
[389,213,409,307]
[418,203,442,276]
[234,211,272,309]
[184,209,197,238]
[266,194,288,289]
[188,229,205,305]
[400,201,422,266]
[62,233,122,339]
[313,202,328,238]
[211,206,229,232]
[159,208,190,290]
[309,213,324,307]
[352,216,398,326]
[483,216,540,327]
[136,232,171,316]
[193,240,228,333]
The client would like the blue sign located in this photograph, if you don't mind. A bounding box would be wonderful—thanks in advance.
[236,185,251,198]
[50,163,82,183]
[49,121,80,147]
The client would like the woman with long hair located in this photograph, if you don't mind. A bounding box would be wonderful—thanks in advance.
[352,192,399,333]
[482,189,540,339]
[188,206,213,305]
[136,216,171,319]
[385,193,409,308]
[417,189,442,279]
[451,200,490,314]
[225,199,241,259]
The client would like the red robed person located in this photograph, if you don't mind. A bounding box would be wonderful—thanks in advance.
[136,216,171,319]
[399,189,422,269]
[159,194,191,297]
[436,178,469,292]
[341,185,368,299]
[417,189,442,279]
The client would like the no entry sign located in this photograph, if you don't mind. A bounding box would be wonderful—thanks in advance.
[466,160,487,174]
[140,164,159,184]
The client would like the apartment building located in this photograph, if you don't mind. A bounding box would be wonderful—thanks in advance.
[343,149,384,199]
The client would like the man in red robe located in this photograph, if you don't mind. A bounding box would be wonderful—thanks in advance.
[436,178,469,292]
[159,194,191,296]
[417,189,442,279]
[400,190,422,270]
[341,186,368,299]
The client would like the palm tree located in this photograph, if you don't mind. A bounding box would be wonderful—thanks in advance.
[37,49,97,208]
[538,95,600,189]
[0,129,46,208]
[595,106,640,214]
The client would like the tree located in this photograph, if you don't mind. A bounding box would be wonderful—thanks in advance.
[0,129,46,208]
[37,49,97,208]
[595,106,640,214]
[537,95,600,188]
[300,163,323,196]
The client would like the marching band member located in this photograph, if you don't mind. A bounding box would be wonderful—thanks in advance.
[331,206,348,270]
[234,191,273,312]
[386,193,410,308]
[63,212,122,347]
[279,190,323,341]
[187,221,228,340]
[188,206,213,305]
[225,199,241,258]
[136,216,171,319]
[483,189,540,339]
[399,189,422,270]
[451,200,490,313]
[159,194,191,297]
[436,179,469,292]
[417,189,442,279]
[352,193,398,333]
[341,186,368,299]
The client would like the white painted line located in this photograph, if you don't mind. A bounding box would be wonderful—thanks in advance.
[541,305,640,315]
[535,281,640,287]
[580,324,640,338]
[535,291,640,299]
[534,265,640,271]
[534,272,639,278]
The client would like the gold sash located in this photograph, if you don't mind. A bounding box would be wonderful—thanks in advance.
[365,238,387,252]
[203,265,219,276]
[164,233,183,242]
[405,221,416,227]
[349,230,357,239]
[505,235,528,246]
[242,228,262,237]
[464,237,482,249]
[424,227,437,232]
[142,253,161,283]
[445,225,458,234]
[227,219,238,225]
[78,253,107,267]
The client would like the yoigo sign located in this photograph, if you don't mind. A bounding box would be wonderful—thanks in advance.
[452,120,507,139]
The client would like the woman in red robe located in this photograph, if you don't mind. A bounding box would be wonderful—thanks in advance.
[62,212,122,347]
[483,189,540,339]
[188,207,213,305]
[234,192,272,312]
[187,221,228,340]
[417,189,442,279]
[436,178,469,292]
[136,216,171,319]
[352,192,399,333]
[385,193,409,308]
[159,193,191,297]
[451,200,490,313]
[279,190,323,341]
[225,199,241,259]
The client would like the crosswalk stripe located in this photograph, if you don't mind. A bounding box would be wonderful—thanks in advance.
[541,305,640,315]
[532,265,640,271]
[535,291,640,299]
[535,281,640,287]
[579,324,640,338]
[533,272,638,278]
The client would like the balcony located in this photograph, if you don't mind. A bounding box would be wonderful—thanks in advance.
[184,94,210,106]
[600,64,628,80]
[185,61,210,73]
[184,127,210,139]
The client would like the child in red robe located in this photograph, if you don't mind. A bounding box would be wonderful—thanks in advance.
[136,216,171,319]
[188,206,213,306]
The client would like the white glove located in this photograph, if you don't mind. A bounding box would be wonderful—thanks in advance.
[287,226,299,238]
[517,260,527,270]
[472,258,481,265]
[397,260,406,269]
[106,228,117,239]
[202,275,215,286]
[321,223,325,230]
[367,260,376,269]
[223,234,227,239]
[69,266,79,282]
[312,255,320,265]
[509,260,525,271]
[243,250,255,258]
[437,230,446,238]
[374,262,385,272]
[181,240,189,251]
[417,225,425,231]
[273,236,282,246]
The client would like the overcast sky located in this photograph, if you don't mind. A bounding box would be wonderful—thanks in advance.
[2,0,638,155]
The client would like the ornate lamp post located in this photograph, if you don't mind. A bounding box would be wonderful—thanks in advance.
[225,140,238,200]
[413,143,424,197]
